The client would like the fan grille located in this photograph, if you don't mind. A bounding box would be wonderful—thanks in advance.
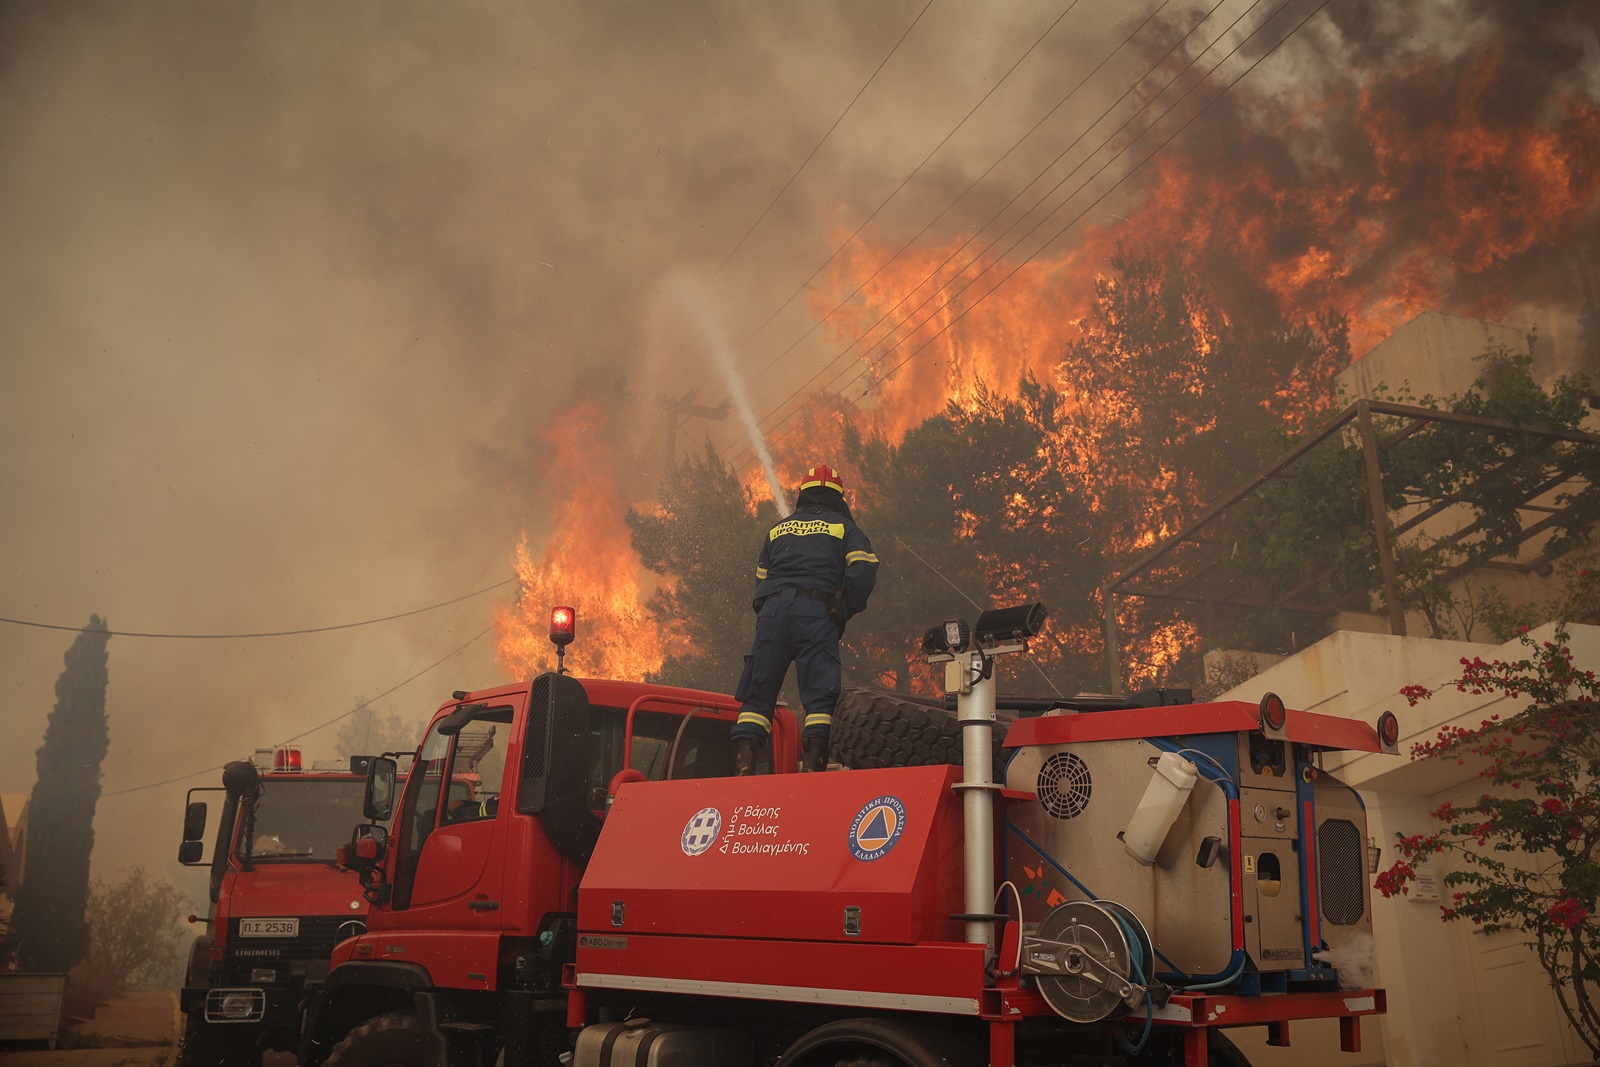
[1037,751,1092,819]
[1319,818,1366,925]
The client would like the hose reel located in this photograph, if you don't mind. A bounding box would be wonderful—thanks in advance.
[1021,900,1154,1023]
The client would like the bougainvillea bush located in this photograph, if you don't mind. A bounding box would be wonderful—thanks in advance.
[1376,618,1600,1054]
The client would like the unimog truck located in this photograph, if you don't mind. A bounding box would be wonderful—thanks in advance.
[301,603,1396,1066]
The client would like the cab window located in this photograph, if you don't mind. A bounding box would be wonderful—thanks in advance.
[583,707,749,807]
[393,722,451,907]
[441,709,511,823]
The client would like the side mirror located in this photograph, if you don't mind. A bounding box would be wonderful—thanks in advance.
[341,823,389,872]
[178,840,205,864]
[182,801,209,843]
[364,756,398,822]
[356,824,389,861]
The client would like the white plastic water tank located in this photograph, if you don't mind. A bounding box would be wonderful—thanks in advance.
[1122,751,1199,865]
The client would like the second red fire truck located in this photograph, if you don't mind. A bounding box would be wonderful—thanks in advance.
[176,747,384,1066]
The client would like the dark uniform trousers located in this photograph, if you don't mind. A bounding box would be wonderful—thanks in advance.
[732,588,840,743]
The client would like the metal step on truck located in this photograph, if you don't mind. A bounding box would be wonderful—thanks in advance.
[301,603,1398,1067]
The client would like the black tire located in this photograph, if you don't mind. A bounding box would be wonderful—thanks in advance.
[831,687,1015,782]
[835,1057,901,1067]
[1139,1028,1252,1066]
[176,1013,263,1067]
[1209,1031,1250,1067]
[325,1012,444,1067]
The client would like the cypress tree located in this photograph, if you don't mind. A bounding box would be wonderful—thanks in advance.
[5,616,110,973]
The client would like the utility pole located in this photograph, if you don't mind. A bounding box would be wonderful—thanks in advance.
[613,379,731,471]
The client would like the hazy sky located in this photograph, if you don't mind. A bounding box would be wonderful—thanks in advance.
[1,0,1594,889]
[0,0,1151,886]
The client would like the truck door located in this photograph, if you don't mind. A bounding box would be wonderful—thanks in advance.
[391,702,516,914]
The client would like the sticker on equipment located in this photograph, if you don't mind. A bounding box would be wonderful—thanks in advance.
[849,795,907,861]
[682,807,722,856]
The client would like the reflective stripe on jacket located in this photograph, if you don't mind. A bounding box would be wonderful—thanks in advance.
[753,505,878,616]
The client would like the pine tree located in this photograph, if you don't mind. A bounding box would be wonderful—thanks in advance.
[5,616,110,973]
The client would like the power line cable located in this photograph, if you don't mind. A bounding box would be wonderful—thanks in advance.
[722,0,1205,463]
[760,0,1304,454]
[755,0,1245,450]
[0,578,516,639]
[100,625,494,796]
[732,0,1089,362]
[841,0,1328,407]
[818,0,1273,401]
[711,0,937,280]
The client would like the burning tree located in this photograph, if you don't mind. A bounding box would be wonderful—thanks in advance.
[495,6,1600,696]
[1376,613,1600,1055]
[616,251,1350,696]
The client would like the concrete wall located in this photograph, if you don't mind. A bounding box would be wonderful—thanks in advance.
[1336,310,1558,402]
[1219,622,1600,1067]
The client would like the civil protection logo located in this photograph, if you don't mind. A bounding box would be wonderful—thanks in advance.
[848,795,906,861]
[681,807,722,857]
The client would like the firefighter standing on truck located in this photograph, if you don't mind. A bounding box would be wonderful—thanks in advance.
[731,464,878,775]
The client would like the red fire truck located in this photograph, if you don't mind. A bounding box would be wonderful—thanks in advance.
[301,604,1398,1067]
[176,747,386,1066]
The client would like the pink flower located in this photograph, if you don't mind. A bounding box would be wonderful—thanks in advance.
[1549,898,1590,932]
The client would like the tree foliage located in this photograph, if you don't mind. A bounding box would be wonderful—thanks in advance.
[626,441,770,691]
[1055,247,1348,561]
[1377,611,1600,1054]
[842,374,1101,693]
[4,616,110,973]
[1226,343,1600,644]
[68,867,191,999]
[332,697,419,760]
[628,250,1351,695]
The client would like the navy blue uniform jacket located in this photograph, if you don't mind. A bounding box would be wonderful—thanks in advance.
[753,505,878,616]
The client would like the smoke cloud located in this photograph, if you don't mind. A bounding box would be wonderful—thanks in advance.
[1,0,1594,888]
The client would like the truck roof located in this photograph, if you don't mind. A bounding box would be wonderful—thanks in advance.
[1003,699,1385,751]
[457,675,784,714]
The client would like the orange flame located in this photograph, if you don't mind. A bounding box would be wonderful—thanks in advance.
[499,46,1598,688]
[493,400,664,681]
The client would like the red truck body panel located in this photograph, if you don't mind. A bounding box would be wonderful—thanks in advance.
[578,765,965,947]
[1004,700,1385,752]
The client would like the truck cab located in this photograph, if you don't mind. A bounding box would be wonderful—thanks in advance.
[300,673,797,1066]
[177,748,381,1067]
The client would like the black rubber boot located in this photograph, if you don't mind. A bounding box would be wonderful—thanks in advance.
[733,738,758,776]
[801,735,830,773]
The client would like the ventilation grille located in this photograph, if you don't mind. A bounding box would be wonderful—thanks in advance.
[1318,818,1366,925]
[222,915,345,983]
[1037,751,1092,819]
[525,675,552,779]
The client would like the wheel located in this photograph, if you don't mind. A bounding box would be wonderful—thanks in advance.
[1210,1032,1250,1067]
[831,687,1015,781]
[834,1057,900,1067]
[1137,1028,1252,1066]
[176,1013,263,1067]
[325,1012,444,1067]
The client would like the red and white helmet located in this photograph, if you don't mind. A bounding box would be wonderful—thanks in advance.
[799,464,844,493]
